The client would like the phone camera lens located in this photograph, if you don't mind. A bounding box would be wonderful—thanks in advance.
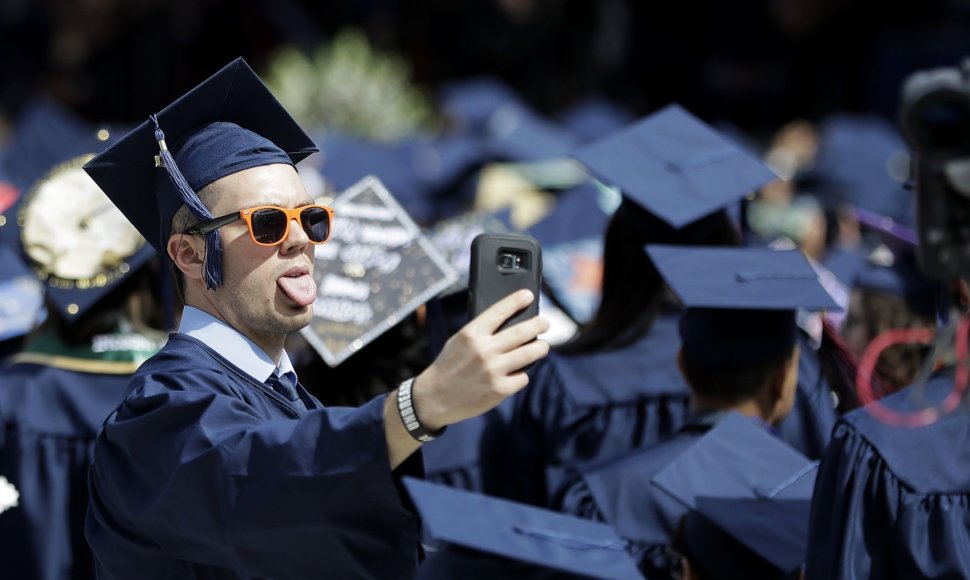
[500,254,516,269]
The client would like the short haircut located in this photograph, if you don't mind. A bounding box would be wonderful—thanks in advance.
[168,183,218,302]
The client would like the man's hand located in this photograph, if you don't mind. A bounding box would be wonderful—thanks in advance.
[384,290,549,468]
[415,289,550,430]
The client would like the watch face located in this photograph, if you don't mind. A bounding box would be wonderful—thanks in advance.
[19,154,145,290]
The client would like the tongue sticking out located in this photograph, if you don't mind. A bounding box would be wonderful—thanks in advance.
[277,274,317,307]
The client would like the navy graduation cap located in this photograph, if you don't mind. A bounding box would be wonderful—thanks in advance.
[17,153,155,322]
[485,102,579,162]
[646,245,840,370]
[438,76,522,130]
[652,413,818,578]
[572,104,778,228]
[404,478,643,580]
[811,114,915,227]
[83,58,318,289]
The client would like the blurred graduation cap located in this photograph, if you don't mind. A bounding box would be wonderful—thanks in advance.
[16,153,155,323]
[572,104,778,229]
[404,478,643,580]
[646,245,840,369]
[652,413,817,578]
[810,114,915,228]
[83,57,318,289]
[851,207,937,318]
[0,97,116,250]
[557,97,635,144]
[485,103,579,162]
[317,132,484,225]
[438,76,523,131]
[0,98,158,323]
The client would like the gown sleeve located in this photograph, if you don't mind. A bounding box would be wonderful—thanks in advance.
[86,365,421,579]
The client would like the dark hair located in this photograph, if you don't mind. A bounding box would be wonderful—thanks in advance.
[680,349,793,405]
[168,185,217,302]
[843,289,935,391]
[556,202,740,355]
[45,258,167,345]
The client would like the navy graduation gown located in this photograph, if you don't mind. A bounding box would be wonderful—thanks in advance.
[776,332,840,460]
[421,398,513,493]
[500,312,692,506]
[86,334,422,580]
[806,371,970,579]
[556,424,710,578]
[0,362,133,580]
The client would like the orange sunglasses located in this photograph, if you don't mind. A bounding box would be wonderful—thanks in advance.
[185,204,335,246]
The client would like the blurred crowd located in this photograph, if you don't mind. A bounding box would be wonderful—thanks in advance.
[1,1,969,579]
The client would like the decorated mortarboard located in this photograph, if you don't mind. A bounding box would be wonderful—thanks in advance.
[301,176,458,366]
[852,207,937,317]
[16,153,155,322]
[403,478,643,580]
[646,245,840,369]
[572,104,778,229]
[0,244,44,341]
[0,97,116,249]
[558,97,635,144]
[810,114,914,227]
[652,413,817,577]
[83,57,318,289]
[426,207,512,295]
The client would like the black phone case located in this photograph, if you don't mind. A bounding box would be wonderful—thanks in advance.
[468,233,542,331]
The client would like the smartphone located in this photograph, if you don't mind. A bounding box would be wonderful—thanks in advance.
[468,233,542,331]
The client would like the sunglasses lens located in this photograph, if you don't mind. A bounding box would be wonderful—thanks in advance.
[251,208,288,244]
[301,207,331,242]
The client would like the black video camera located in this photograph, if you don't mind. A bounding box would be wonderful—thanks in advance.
[899,58,970,280]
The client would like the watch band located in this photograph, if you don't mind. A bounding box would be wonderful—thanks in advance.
[397,378,446,443]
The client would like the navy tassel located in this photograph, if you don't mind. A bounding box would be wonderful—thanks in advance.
[150,115,224,289]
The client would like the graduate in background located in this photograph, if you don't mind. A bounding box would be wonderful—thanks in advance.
[81,58,549,579]
[0,149,164,579]
[497,104,840,506]
[663,414,817,580]
[557,246,840,578]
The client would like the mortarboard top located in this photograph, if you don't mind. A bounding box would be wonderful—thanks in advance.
[810,114,915,227]
[652,413,817,576]
[646,245,840,369]
[646,245,839,312]
[83,57,318,255]
[403,478,643,580]
[572,104,778,229]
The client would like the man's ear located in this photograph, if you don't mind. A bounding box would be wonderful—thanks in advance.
[167,233,206,282]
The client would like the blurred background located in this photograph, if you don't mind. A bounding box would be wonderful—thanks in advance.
[2,0,969,140]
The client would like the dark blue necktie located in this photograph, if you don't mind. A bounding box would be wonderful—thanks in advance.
[267,370,305,410]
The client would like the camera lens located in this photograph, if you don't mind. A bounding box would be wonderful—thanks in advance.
[500,254,516,269]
